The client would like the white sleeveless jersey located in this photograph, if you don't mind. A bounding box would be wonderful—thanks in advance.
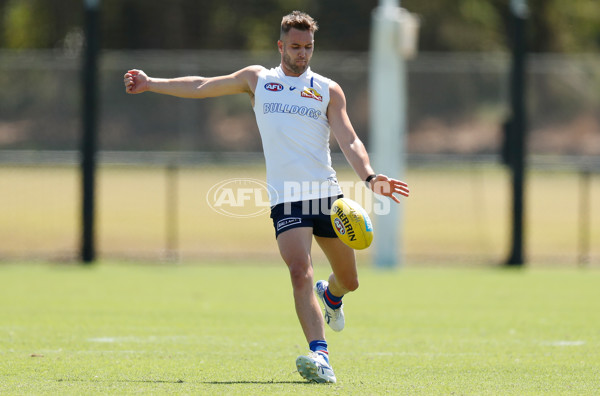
[253,65,342,205]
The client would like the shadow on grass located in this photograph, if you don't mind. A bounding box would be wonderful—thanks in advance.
[57,378,311,385]
[203,380,309,384]
[57,379,186,384]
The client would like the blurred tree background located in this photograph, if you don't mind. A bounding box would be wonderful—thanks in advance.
[1,0,599,52]
[1,0,599,155]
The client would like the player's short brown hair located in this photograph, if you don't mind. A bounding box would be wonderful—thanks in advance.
[280,11,319,39]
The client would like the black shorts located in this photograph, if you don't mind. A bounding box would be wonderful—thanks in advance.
[270,194,343,238]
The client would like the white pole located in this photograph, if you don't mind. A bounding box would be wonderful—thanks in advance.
[369,0,406,268]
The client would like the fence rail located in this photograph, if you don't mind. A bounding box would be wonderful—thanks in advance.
[3,150,600,170]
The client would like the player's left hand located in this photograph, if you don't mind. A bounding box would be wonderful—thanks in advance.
[369,174,409,203]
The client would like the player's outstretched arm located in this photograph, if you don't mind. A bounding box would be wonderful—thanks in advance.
[328,82,409,203]
[124,66,263,99]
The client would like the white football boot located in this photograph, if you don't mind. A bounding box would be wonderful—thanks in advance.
[296,352,337,383]
[314,280,345,332]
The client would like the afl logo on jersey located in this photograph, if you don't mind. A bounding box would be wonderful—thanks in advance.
[265,83,284,92]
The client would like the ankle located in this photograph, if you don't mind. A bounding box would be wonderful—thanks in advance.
[324,287,343,309]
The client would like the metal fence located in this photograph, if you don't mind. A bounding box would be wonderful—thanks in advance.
[2,50,599,154]
[1,50,599,265]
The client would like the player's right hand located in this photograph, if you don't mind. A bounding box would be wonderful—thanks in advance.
[369,174,409,203]
[124,69,149,94]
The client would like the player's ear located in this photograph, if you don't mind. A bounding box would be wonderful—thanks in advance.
[277,40,284,54]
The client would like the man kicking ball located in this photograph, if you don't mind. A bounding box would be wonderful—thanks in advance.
[124,10,409,383]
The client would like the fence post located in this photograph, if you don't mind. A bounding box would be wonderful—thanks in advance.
[505,0,529,267]
[166,163,179,261]
[81,0,101,264]
[578,169,591,267]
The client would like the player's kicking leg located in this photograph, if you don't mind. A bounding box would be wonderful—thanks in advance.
[314,236,358,332]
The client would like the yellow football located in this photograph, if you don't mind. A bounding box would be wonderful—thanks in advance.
[330,198,374,250]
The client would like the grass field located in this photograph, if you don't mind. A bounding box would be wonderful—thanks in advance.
[1,262,599,394]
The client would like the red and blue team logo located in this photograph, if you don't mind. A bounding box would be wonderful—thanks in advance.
[264,83,284,92]
[334,217,346,235]
[301,87,323,102]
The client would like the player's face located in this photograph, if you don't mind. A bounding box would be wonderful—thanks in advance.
[278,28,314,76]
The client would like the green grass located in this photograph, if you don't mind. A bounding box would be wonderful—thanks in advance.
[1,262,599,394]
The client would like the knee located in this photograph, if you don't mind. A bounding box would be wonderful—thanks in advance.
[286,260,313,290]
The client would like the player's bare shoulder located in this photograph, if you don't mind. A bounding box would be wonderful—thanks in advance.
[327,80,348,115]
[237,65,266,96]
[328,80,345,101]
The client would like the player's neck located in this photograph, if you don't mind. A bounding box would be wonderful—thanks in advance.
[280,63,306,78]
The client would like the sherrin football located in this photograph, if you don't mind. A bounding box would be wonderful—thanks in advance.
[330,198,374,250]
